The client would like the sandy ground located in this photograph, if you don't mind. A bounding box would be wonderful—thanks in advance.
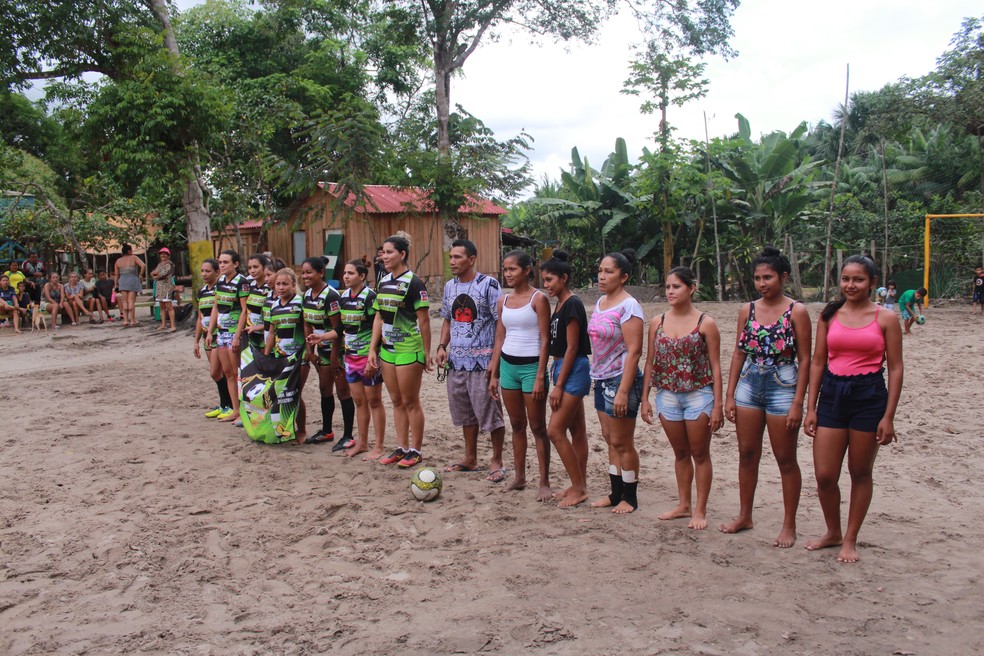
[0,298,981,655]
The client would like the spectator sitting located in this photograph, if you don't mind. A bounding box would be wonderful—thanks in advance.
[3,261,27,296]
[0,274,22,333]
[15,281,32,325]
[94,270,115,322]
[22,252,46,303]
[81,269,102,323]
[43,273,67,329]
[63,271,93,326]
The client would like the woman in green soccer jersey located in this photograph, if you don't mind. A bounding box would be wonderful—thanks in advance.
[194,259,230,418]
[299,256,354,446]
[265,267,307,443]
[244,254,272,353]
[206,250,250,421]
[367,232,433,468]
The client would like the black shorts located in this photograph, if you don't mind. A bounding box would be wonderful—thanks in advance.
[816,368,887,433]
[973,290,984,304]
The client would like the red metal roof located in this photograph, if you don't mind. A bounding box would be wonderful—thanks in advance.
[321,183,506,216]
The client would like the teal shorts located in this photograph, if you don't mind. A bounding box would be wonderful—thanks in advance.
[499,357,545,394]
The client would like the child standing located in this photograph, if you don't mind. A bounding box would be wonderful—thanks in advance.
[882,280,898,312]
[973,267,983,316]
[804,255,903,563]
[641,266,724,530]
[898,286,926,335]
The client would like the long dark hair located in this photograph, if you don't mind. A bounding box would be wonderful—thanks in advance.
[820,254,878,322]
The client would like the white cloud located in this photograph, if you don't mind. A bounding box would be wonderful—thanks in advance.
[453,0,982,186]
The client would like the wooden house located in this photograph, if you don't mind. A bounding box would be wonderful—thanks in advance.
[214,184,507,283]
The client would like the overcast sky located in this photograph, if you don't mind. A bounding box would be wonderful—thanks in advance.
[176,0,979,185]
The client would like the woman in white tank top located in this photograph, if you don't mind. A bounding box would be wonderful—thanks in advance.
[489,250,552,499]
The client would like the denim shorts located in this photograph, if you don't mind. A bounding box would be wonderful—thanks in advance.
[816,368,887,433]
[551,356,591,398]
[735,361,798,416]
[654,385,715,422]
[901,307,914,321]
[499,357,544,394]
[593,371,643,418]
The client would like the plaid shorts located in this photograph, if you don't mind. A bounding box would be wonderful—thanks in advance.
[447,369,504,434]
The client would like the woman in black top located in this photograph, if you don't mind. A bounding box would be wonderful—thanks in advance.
[540,251,592,508]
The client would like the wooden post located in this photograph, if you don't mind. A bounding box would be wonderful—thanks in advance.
[870,239,876,262]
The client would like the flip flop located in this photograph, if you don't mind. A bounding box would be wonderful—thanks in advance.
[444,463,480,472]
[486,468,508,483]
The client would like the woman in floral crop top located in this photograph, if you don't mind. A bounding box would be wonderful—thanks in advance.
[721,246,812,548]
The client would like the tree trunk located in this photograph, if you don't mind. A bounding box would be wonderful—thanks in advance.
[786,234,803,299]
[149,0,211,305]
[704,111,723,302]
[824,64,850,301]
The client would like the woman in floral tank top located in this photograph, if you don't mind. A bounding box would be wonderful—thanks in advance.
[641,266,723,530]
[721,246,812,548]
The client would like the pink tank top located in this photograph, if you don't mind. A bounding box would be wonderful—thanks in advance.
[826,308,885,375]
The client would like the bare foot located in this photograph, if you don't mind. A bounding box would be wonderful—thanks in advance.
[558,490,589,508]
[805,531,843,551]
[294,432,307,443]
[688,513,708,530]
[773,526,797,548]
[612,500,635,514]
[553,485,573,499]
[590,495,613,508]
[218,413,238,422]
[504,477,526,492]
[658,505,691,521]
[535,484,554,502]
[362,447,385,461]
[836,542,860,563]
[719,516,754,534]
[345,442,368,458]
[14,329,21,334]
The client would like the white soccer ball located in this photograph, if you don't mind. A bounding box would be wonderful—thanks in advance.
[410,467,443,502]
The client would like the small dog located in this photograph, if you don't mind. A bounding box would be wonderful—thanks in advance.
[31,303,48,334]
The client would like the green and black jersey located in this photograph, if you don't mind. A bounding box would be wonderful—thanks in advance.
[373,270,429,353]
[197,283,216,330]
[246,277,272,349]
[214,273,250,334]
[265,294,305,357]
[303,285,341,357]
[339,286,376,357]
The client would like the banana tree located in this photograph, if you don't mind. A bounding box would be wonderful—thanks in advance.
[535,138,638,267]
[714,113,825,246]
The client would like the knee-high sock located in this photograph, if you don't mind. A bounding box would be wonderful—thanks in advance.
[321,396,335,433]
[340,397,355,439]
[216,379,232,408]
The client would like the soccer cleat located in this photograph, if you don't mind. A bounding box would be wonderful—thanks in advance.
[216,407,235,420]
[378,448,407,465]
[304,430,333,444]
[397,450,422,468]
[204,407,223,418]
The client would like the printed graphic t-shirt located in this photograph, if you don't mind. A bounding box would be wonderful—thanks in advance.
[303,285,341,354]
[266,294,305,357]
[214,273,250,331]
[440,272,501,371]
[587,296,644,380]
[373,270,429,353]
[549,295,591,359]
